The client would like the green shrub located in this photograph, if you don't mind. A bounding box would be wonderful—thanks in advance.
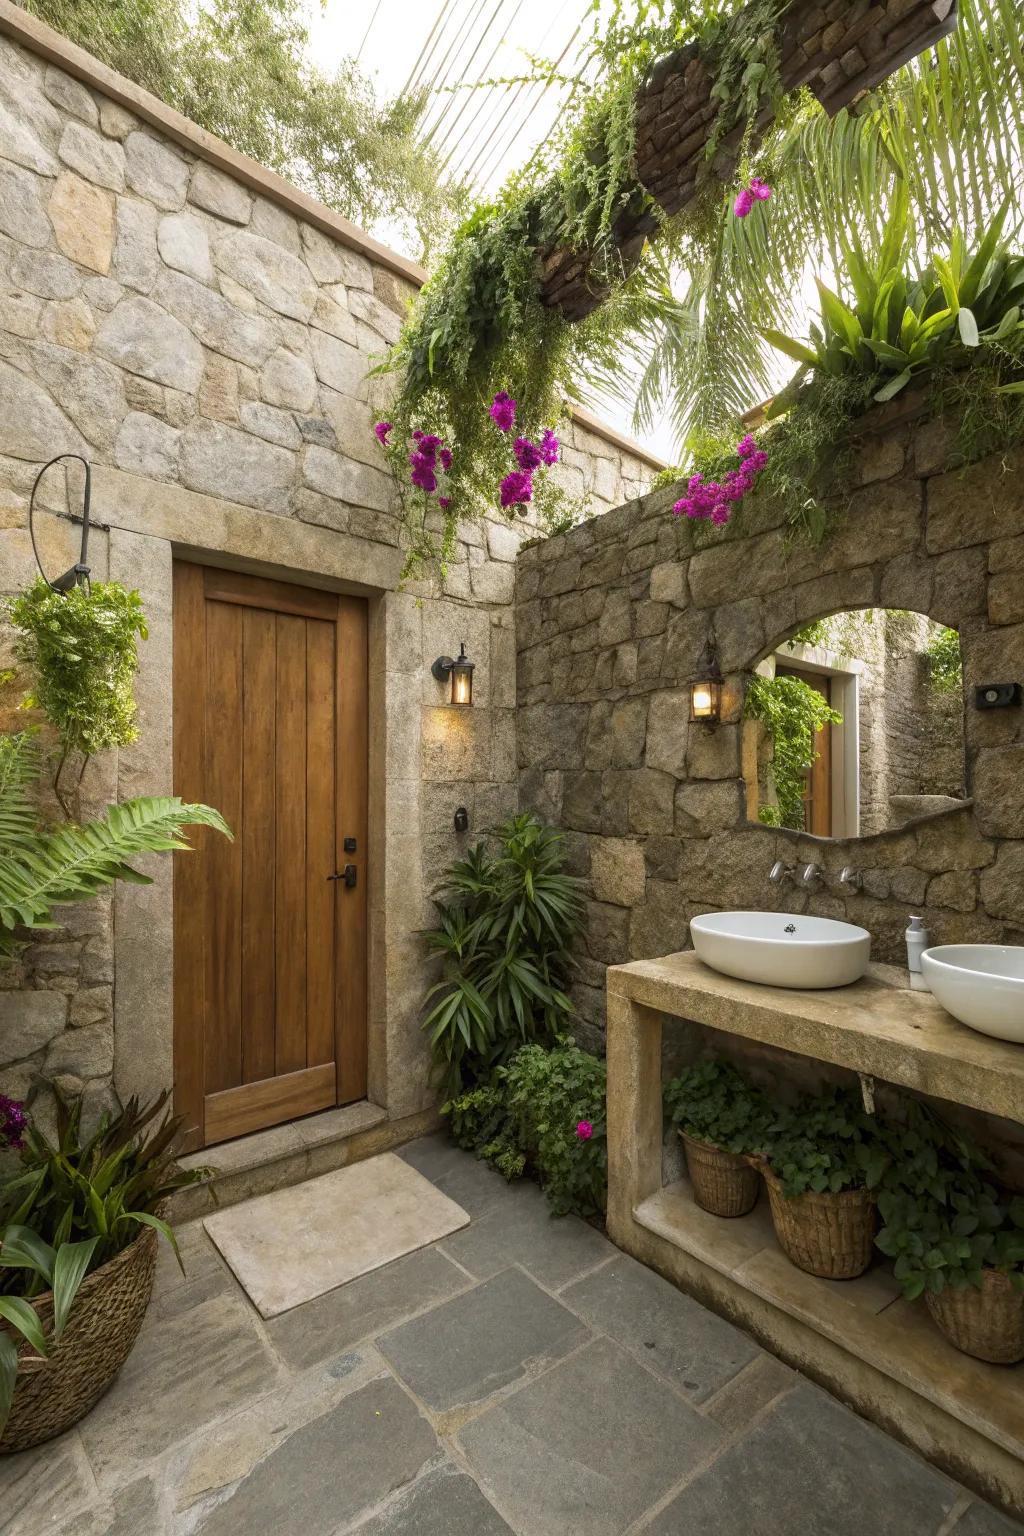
[743,674,842,830]
[443,1039,607,1219]
[422,815,584,1098]
[663,1059,771,1156]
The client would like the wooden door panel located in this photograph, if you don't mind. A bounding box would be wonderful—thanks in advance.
[173,563,368,1148]
[240,607,276,1085]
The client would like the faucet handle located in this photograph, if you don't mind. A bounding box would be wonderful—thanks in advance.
[838,866,861,892]
[769,861,793,885]
[798,863,823,888]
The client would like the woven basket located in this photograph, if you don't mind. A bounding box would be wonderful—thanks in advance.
[925,1271,1024,1365]
[681,1132,759,1218]
[0,1219,160,1453]
[762,1165,877,1280]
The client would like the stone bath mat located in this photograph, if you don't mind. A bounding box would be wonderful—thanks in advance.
[203,1153,471,1318]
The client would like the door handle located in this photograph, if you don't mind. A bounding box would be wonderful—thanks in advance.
[328,866,358,887]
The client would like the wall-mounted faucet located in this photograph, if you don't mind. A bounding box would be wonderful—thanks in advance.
[768,861,793,885]
[798,863,824,889]
[838,866,861,892]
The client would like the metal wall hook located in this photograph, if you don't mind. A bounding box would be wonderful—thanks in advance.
[29,453,94,592]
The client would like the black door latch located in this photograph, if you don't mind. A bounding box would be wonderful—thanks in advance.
[327,865,358,887]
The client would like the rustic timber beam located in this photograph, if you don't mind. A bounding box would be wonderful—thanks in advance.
[540,0,958,321]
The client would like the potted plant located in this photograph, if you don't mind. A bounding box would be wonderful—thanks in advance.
[663,1059,770,1217]
[876,1104,1024,1364]
[757,1086,890,1279]
[0,1091,208,1451]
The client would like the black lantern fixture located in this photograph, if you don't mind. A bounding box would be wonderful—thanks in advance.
[431,641,475,706]
[29,454,95,592]
[690,641,722,723]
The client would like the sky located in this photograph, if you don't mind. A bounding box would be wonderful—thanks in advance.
[303,0,683,461]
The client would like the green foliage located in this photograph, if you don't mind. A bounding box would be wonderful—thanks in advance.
[10,579,147,767]
[663,1058,771,1155]
[743,674,842,830]
[422,815,585,1098]
[0,1091,206,1433]
[876,1102,1024,1300]
[765,1087,892,1199]
[926,625,963,693]
[18,0,462,256]
[444,1039,607,1218]
[0,731,231,956]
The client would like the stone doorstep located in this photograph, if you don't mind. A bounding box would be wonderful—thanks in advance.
[169,1101,441,1223]
[632,1180,1024,1517]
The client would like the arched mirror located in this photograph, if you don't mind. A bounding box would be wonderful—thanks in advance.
[742,610,968,839]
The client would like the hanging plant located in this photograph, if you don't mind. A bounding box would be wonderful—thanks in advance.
[9,578,148,808]
[744,673,842,829]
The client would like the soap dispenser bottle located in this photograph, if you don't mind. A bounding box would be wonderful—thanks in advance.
[906,915,929,991]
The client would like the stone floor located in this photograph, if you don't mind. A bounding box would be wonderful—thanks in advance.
[2,1136,1022,1536]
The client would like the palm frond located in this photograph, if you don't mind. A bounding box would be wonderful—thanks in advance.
[0,732,43,854]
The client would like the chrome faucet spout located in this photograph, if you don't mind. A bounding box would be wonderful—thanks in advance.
[768,861,793,885]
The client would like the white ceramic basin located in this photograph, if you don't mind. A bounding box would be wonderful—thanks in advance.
[689,911,871,989]
[920,945,1024,1044]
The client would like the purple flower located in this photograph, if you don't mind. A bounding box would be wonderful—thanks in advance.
[576,1120,593,1141]
[438,496,452,510]
[750,177,773,202]
[0,1094,27,1152]
[513,435,543,472]
[733,187,754,219]
[500,469,533,508]
[539,429,560,465]
[489,391,517,432]
[409,450,438,493]
[439,447,453,471]
[373,421,392,446]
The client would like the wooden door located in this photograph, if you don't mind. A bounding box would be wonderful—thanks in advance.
[778,665,833,837]
[172,564,368,1149]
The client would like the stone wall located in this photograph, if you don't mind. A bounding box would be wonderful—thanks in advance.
[515,399,1024,1050]
[0,16,655,1128]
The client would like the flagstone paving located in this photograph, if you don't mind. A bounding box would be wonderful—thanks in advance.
[1,1135,1021,1536]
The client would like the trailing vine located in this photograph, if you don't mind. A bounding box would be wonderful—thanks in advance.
[379,0,792,568]
[9,578,148,813]
[744,672,842,829]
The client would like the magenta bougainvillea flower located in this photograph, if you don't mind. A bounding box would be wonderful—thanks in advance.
[672,433,768,525]
[373,421,392,446]
[0,1094,27,1151]
[500,469,533,508]
[438,496,451,510]
[513,436,544,472]
[489,391,517,432]
[733,178,772,218]
[440,447,453,471]
[575,1120,593,1141]
[539,429,560,466]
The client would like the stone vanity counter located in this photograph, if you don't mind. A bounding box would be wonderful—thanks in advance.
[608,951,1024,1124]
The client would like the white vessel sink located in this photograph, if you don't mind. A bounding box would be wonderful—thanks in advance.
[920,945,1024,1044]
[689,911,871,989]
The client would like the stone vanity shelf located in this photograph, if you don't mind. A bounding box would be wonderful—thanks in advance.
[605,952,1024,1516]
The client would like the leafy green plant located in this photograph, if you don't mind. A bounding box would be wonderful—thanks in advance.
[763,1087,892,1199]
[0,730,230,957]
[663,1059,771,1155]
[876,1102,1024,1300]
[0,1090,206,1432]
[423,815,585,1098]
[10,579,148,807]
[743,674,842,830]
[443,1039,607,1217]
[926,624,963,693]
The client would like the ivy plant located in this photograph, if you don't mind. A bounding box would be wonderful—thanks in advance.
[926,624,963,693]
[875,1102,1024,1300]
[743,673,842,830]
[764,1087,892,1199]
[10,579,148,811]
[663,1058,771,1155]
[422,815,585,1098]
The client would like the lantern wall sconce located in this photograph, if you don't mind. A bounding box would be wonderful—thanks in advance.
[690,641,722,723]
[431,641,475,706]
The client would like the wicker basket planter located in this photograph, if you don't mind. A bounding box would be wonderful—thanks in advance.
[761,1164,877,1280]
[925,1271,1024,1365]
[680,1132,759,1218]
[0,1220,160,1454]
